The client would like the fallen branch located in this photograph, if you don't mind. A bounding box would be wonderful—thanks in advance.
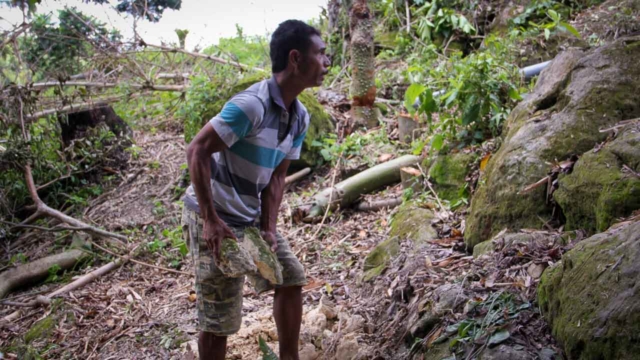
[22,165,127,241]
[90,240,192,276]
[306,155,421,218]
[0,249,89,299]
[5,254,131,308]
[29,81,186,92]
[285,168,311,185]
[355,197,403,211]
[141,41,265,73]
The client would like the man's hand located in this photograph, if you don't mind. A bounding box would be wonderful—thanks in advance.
[261,230,278,253]
[203,218,237,260]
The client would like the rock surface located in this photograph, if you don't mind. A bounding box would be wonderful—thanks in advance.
[538,220,640,359]
[363,202,437,281]
[424,152,476,202]
[465,36,640,249]
[554,125,640,233]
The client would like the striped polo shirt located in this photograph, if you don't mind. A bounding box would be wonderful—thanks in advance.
[183,76,309,226]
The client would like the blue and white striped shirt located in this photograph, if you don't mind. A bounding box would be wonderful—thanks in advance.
[184,77,309,226]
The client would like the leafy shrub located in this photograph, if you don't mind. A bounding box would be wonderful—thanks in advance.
[405,34,524,153]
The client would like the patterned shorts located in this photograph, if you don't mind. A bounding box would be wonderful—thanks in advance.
[181,207,307,335]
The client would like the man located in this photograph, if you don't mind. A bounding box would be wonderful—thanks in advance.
[183,20,330,359]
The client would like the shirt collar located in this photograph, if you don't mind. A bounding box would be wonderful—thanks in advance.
[267,76,298,116]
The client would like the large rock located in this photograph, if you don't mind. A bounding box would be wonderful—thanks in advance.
[538,220,640,359]
[465,36,640,249]
[363,203,437,281]
[423,152,476,202]
[554,125,640,234]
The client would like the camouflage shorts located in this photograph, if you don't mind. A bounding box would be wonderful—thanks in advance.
[182,207,307,336]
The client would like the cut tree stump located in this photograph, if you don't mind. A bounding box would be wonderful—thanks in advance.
[398,115,420,144]
[0,249,89,299]
[401,166,424,193]
[217,228,283,285]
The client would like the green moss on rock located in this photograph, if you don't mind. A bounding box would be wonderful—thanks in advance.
[554,126,640,234]
[363,237,399,282]
[24,313,55,344]
[538,220,640,360]
[423,152,476,202]
[389,202,437,243]
[465,37,640,250]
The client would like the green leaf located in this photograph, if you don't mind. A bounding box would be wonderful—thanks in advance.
[560,22,581,39]
[488,329,510,346]
[419,88,437,114]
[508,87,522,101]
[258,336,278,360]
[462,96,480,125]
[444,89,459,107]
[431,134,444,152]
[544,28,551,40]
[404,83,426,113]
[548,9,559,22]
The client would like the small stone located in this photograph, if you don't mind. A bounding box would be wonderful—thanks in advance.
[305,309,327,338]
[433,284,468,316]
[527,262,546,279]
[335,334,359,360]
[299,343,319,360]
[318,295,338,320]
[342,314,365,334]
[266,326,278,341]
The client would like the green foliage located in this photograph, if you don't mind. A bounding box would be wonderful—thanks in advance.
[405,34,524,148]
[115,0,182,22]
[21,8,122,78]
[313,127,392,166]
[442,291,529,350]
[258,336,278,360]
[415,1,476,43]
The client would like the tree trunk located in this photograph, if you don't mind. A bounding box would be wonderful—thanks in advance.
[307,155,420,217]
[398,114,420,144]
[349,0,380,128]
[0,249,89,299]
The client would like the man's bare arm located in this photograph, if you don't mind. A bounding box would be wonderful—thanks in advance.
[186,124,236,258]
[260,159,290,251]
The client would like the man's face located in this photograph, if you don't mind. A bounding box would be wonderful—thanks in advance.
[298,35,330,88]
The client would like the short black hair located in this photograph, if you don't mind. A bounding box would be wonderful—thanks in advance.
[270,20,321,73]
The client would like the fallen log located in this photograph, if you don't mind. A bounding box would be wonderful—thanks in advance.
[306,155,421,218]
[285,168,311,185]
[0,249,89,299]
[2,254,131,307]
[355,197,403,211]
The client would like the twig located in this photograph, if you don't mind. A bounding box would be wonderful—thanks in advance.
[90,241,192,276]
[141,41,264,72]
[311,155,342,239]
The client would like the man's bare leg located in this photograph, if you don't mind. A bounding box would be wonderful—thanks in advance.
[274,286,303,360]
[198,331,227,359]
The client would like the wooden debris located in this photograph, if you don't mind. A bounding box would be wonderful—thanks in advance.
[306,155,421,218]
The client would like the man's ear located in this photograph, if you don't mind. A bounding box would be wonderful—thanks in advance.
[288,49,301,72]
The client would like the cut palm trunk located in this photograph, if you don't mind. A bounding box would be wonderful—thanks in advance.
[217,227,283,285]
[401,166,424,193]
[398,114,420,144]
[349,0,380,128]
[0,249,89,299]
[307,155,420,218]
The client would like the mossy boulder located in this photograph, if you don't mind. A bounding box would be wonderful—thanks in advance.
[363,202,437,281]
[538,220,640,360]
[554,126,640,234]
[465,36,640,250]
[389,202,438,243]
[423,152,476,203]
[183,73,334,166]
[363,237,399,282]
